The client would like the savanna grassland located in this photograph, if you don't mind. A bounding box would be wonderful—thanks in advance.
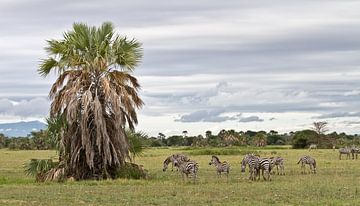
[1,147,360,206]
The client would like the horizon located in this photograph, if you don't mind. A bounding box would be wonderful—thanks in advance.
[0,1,359,136]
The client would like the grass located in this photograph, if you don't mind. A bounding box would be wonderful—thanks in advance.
[1,147,360,205]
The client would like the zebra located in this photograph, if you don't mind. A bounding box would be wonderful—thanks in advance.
[339,147,351,160]
[308,144,317,151]
[173,159,199,183]
[162,154,189,172]
[269,156,285,175]
[350,146,360,160]
[209,155,230,178]
[297,155,316,174]
[241,154,272,181]
[256,157,272,181]
[241,154,259,181]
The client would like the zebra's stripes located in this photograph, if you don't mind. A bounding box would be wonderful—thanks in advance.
[257,157,272,181]
[209,155,230,178]
[297,155,316,174]
[163,154,189,172]
[339,147,351,160]
[241,154,259,181]
[270,156,285,175]
[174,159,199,183]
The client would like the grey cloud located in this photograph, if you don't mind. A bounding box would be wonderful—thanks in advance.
[239,116,264,123]
[313,112,360,119]
[0,98,49,117]
[175,109,238,123]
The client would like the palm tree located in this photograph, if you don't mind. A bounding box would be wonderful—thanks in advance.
[38,22,143,180]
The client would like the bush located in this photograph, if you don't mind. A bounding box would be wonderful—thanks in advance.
[116,162,148,179]
[24,159,58,182]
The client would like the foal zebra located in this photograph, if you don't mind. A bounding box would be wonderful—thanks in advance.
[173,159,199,183]
[209,155,230,178]
[162,154,189,172]
[269,156,285,175]
[339,147,351,160]
[297,155,316,174]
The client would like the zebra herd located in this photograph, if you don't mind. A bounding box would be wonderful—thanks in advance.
[338,145,360,160]
[162,153,316,183]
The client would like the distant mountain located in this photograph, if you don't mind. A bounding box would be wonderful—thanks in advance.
[0,121,47,137]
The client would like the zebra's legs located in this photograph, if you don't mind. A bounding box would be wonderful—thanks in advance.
[301,162,305,174]
[281,164,285,175]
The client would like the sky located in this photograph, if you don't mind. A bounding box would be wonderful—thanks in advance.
[0,0,359,136]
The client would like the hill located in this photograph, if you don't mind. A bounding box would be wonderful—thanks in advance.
[0,121,47,137]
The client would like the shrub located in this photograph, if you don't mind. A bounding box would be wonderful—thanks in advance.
[116,162,148,179]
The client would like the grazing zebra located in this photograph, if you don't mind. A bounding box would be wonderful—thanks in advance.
[269,156,285,175]
[173,159,199,183]
[351,146,360,160]
[162,154,189,172]
[209,155,230,178]
[241,154,272,181]
[308,144,317,151]
[241,154,259,181]
[339,147,351,160]
[257,157,272,181]
[297,155,316,174]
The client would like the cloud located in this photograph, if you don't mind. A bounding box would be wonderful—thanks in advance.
[239,116,264,123]
[175,109,238,123]
[0,98,50,117]
[313,112,360,119]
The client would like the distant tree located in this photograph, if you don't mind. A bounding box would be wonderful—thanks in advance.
[30,130,53,150]
[253,133,267,147]
[292,130,318,149]
[182,131,188,137]
[158,133,166,140]
[311,121,328,135]
[205,130,212,139]
[0,133,7,148]
[166,135,184,146]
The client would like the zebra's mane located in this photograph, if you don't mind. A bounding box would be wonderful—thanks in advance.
[163,156,172,165]
[212,155,220,163]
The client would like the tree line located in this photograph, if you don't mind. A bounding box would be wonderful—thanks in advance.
[1,123,359,151]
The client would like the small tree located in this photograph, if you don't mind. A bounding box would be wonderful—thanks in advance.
[311,121,329,135]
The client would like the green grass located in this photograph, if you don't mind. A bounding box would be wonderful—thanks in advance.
[1,147,360,205]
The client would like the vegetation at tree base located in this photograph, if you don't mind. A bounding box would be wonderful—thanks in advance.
[37,22,144,180]
[24,159,59,182]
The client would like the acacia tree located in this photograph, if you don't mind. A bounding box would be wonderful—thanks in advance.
[38,22,143,180]
[311,121,329,135]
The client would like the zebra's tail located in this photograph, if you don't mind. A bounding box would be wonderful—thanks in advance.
[297,159,301,164]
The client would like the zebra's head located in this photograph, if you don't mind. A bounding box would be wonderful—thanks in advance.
[162,156,172,172]
[241,155,248,172]
[209,155,220,165]
[162,161,168,172]
[173,159,180,167]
